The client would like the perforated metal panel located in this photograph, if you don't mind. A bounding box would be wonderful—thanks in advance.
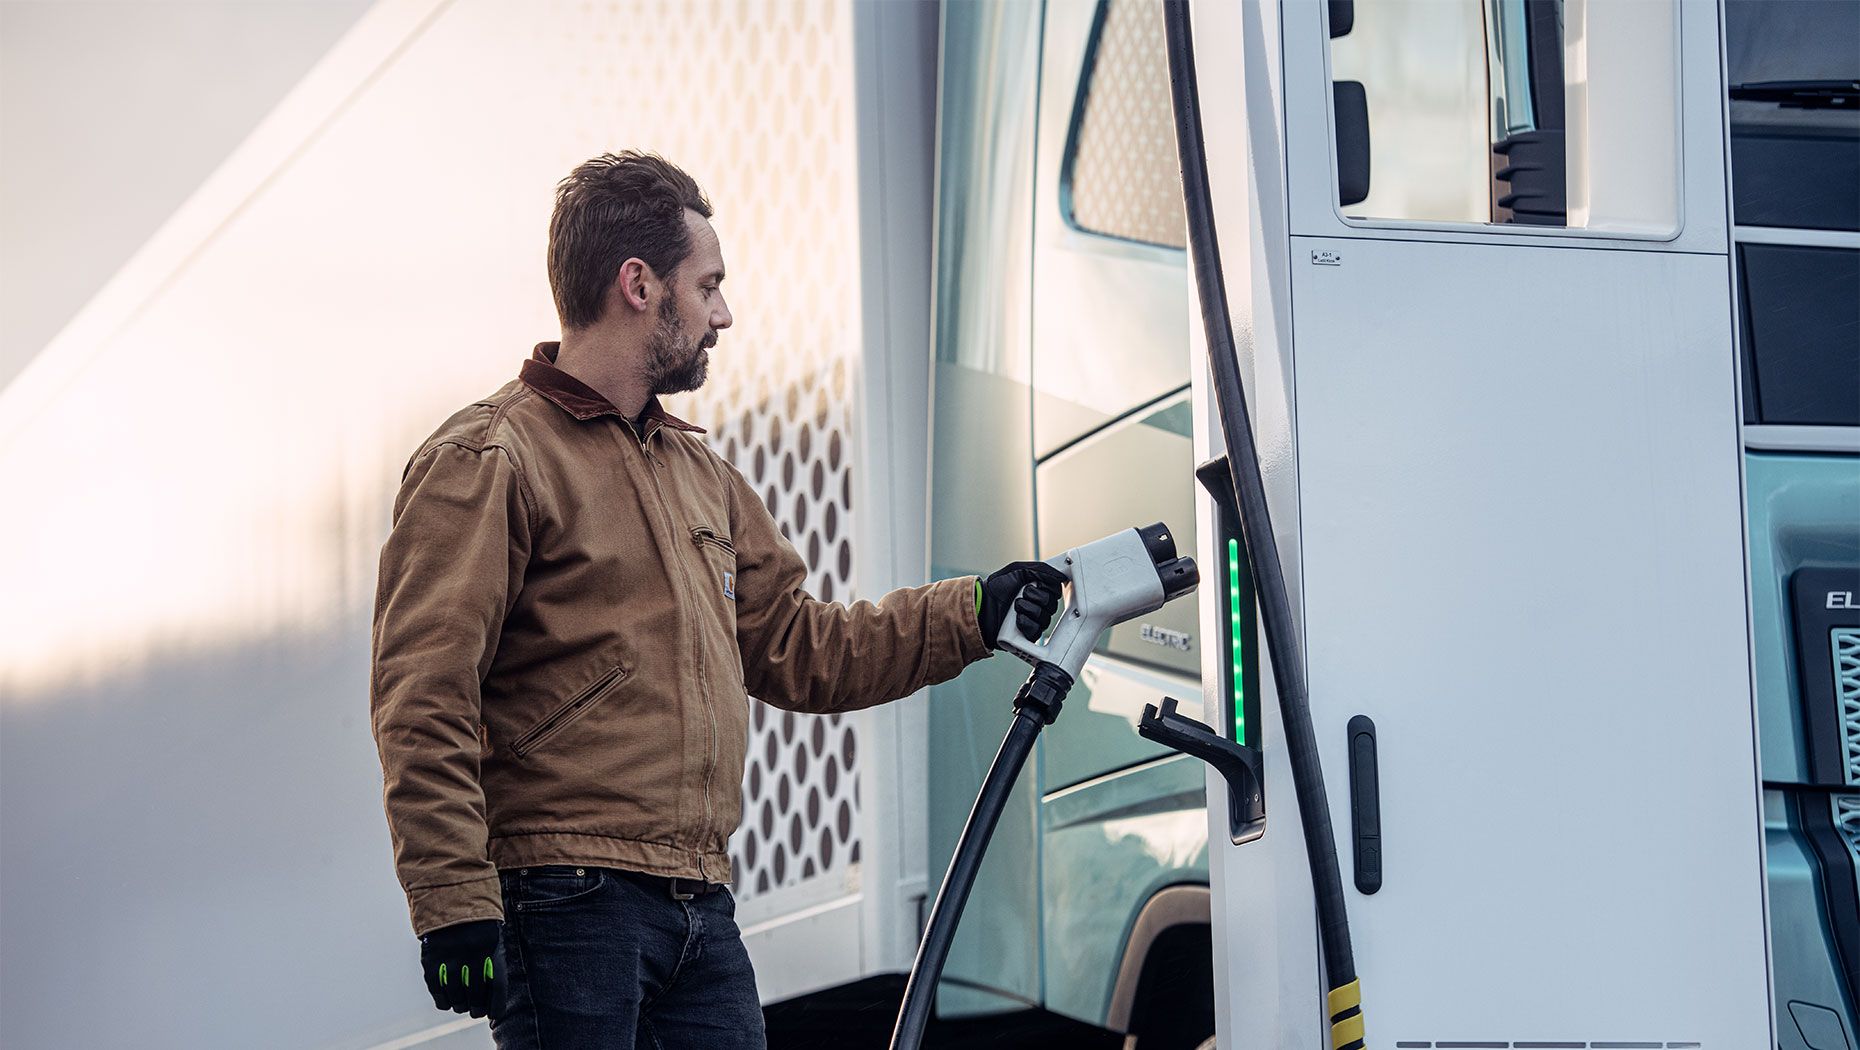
[1065,0,1186,248]
[547,0,865,902]
[708,375,862,899]
[1836,628,1860,787]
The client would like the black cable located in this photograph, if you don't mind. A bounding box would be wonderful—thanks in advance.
[891,664,1071,1050]
[1160,1,1362,1041]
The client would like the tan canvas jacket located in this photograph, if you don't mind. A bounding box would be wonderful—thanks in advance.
[371,342,990,936]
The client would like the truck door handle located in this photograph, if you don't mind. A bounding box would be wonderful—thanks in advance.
[1348,714,1381,894]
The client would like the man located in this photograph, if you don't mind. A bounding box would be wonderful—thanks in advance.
[369,150,1066,1048]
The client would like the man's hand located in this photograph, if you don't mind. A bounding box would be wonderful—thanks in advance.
[978,561,1068,649]
[420,918,508,1020]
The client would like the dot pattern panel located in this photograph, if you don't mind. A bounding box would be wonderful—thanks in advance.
[706,363,863,901]
[1066,0,1187,249]
[540,0,865,902]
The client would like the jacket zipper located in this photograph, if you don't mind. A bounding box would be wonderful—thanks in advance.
[639,431,719,882]
[691,526,736,555]
[509,664,628,758]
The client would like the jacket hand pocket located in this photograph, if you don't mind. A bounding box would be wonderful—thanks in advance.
[512,866,606,911]
[509,664,629,759]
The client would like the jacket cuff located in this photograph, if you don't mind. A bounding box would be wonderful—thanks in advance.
[407,874,504,937]
[949,575,991,665]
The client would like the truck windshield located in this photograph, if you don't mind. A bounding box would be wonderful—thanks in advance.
[1724,0,1860,230]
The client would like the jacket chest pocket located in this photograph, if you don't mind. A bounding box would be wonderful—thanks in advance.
[509,664,630,758]
[690,526,737,603]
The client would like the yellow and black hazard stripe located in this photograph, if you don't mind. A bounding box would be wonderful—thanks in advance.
[1328,979,1364,1050]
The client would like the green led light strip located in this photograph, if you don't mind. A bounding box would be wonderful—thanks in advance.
[1229,537,1245,745]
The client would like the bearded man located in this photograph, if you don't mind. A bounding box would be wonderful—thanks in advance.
[368,151,1065,1049]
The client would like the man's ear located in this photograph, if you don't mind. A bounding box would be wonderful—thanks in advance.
[612,258,655,314]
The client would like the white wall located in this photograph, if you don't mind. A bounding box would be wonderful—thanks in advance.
[0,0,372,394]
[0,1,905,1045]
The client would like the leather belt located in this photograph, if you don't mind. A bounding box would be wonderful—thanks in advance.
[516,865,726,901]
[618,869,726,901]
[665,876,724,901]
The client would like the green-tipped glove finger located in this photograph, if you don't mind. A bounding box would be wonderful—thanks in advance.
[420,918,508,1019]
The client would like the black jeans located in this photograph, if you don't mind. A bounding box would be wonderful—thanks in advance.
[489,865,767,1050]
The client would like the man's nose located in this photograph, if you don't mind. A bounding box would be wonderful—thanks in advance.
[713,295,733,331]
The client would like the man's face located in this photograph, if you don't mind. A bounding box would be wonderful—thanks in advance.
[643,210,733,397]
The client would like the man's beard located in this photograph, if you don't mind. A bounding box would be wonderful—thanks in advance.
[643,298,714,396]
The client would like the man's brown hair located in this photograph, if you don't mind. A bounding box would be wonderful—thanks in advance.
[548,151,713,330]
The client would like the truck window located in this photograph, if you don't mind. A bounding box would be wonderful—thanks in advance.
[1725,0,1859,426]
[1062,0,1186,248]
[1725,0,1860,232]
[1326,0,1683,234]
[1739,245,1860,427]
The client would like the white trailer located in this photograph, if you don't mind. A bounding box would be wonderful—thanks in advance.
[0,1,948,1045]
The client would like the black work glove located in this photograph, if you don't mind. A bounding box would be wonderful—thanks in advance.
[420,918,508,1020]
[978,561,1068,649]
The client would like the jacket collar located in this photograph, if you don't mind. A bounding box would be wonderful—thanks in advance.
[519,341,706,434]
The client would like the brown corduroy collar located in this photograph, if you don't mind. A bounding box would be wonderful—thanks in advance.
[518,341,706,433]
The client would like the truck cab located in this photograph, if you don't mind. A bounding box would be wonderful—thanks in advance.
[926,2,1220,1046]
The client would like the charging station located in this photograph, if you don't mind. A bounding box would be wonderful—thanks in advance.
[1169,2,1787,1046]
